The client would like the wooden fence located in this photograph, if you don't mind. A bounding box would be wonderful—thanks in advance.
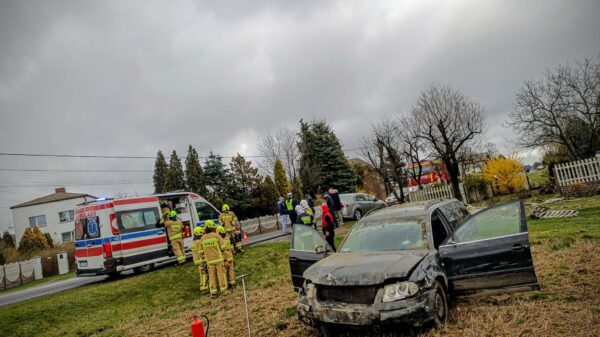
[555,157,600,187]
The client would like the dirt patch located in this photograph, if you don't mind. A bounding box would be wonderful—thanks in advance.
[124,240,600,337]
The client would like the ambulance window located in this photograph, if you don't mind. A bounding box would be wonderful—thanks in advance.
[117,208,160,234]
[75,216,100,240]
[196,202,218,221]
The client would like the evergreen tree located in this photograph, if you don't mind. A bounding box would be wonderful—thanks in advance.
[2,231,15,249]
[291,176,304,202]
[44,233,54,248]
[298,120,357,194]
[203,152,231,206]
[165,150,186,192]
[255,176,279,215]
[185,145,208,196]
[18,226,49,255]
[153,150,169,193]
[229,154,262,218]
[273,159,290,197]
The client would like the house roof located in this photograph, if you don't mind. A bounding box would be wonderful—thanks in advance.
[10,192,96,210]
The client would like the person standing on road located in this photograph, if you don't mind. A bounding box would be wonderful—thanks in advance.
[285,192,298,225]
[329,188,344,226]
[217,226,235,288]
[165,210,186,265]
[323,192,338,227]
[191,226,209,293]
[321,205,337,252]
[219,204,244,253]
[200,220,228,297]
[277,196,289,233]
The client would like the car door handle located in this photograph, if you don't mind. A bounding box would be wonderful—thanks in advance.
[512,243,526,251]
[289,257,298,262]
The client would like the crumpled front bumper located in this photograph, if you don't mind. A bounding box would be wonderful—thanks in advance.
[297,285,437,327]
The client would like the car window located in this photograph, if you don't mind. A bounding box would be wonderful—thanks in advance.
[450,202,522,244]
[339,218,427,252]
[292,224,328,251]
[431,211,449,249]
[117,208,160,234]
[196,202,219,221]
[439,201,470,230]
[355,194,365,202]
[340,194,354,203]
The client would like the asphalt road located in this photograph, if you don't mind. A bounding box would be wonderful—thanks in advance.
[0,230,290,308]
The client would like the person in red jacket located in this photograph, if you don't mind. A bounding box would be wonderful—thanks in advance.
[321,204,337,252]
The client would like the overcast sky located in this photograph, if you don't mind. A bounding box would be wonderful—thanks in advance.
[0,0,599,233]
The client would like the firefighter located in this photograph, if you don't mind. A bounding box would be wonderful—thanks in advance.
[165,210,186,264]
[192,226,209,293]
[200,220,228,296]
[159,204,170,227]
[218,204,244,253]
[217,225,236,287]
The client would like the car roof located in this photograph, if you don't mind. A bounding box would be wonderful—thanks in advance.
[365,198,456,221]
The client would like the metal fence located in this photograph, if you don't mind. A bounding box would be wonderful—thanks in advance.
[239,207,324,235]
[555,157,600,187]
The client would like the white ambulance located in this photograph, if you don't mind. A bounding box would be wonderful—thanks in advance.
[74,192,220,276]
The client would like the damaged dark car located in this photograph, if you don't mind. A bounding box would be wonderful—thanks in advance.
[289,199,539,336]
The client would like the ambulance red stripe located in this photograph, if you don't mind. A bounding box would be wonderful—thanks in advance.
[113,197,159,206]
[75,247,103,257]
[112,237,167,251]
[74,202,114,215]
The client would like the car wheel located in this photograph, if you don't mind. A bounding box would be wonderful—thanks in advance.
[320,324,339,337]
[354,209,362,221]
[133,263,154,274]
[431,281,448,328]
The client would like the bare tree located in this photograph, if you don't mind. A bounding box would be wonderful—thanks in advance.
[397,116,426,189]
[361,135,392,195]
[508,57,600,160]
[411,85,485,201]
[257,128,299,179]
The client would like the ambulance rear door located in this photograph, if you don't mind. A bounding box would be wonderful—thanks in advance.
[112,197,169,269]
[74,201,112,274]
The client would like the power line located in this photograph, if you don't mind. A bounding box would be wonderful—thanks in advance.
[0,181,152,188]
[0,168,152,173]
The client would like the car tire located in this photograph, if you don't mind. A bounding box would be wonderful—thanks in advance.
[431,280,448,328]
[320,324,339,337]
[354,209,362,221]
[133,263,154,274]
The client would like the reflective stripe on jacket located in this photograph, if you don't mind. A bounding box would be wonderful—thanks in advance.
[191,239,205,266]
[165,219,184,241]
[200,232,225,265]
[221,238,233,262]
[285,199,294,211]
[219,211,238,232]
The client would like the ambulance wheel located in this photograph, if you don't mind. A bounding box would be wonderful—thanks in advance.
[133,263,154,274]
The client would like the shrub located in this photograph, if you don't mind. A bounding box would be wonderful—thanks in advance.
[483,155,527,194]
[18,226,49,256]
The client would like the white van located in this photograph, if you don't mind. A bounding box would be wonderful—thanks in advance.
[74,192,220,276]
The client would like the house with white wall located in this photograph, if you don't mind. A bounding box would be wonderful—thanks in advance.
[10,188,96,245]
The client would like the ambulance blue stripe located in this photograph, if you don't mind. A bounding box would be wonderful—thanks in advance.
[75,229,165,247]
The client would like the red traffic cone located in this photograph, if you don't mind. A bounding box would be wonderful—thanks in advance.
[191,317,205,337]
[243,232,249,243]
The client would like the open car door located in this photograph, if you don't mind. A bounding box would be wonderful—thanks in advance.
[439,200,539,296]
[289,224,333,291]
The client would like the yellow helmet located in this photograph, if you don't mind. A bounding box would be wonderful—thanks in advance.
[222,204,230,212]
[193,226,204,236]
[169,210,177,218]
[204,220,216,229]
[216,226,226,235]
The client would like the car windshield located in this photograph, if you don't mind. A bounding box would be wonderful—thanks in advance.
[339,217,427,252]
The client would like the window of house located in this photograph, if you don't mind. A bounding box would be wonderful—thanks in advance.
[59,210,75,223]
[61,231,74,243]
[29,215,47,227]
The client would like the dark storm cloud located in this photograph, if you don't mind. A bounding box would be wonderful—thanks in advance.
[0,0,599,231]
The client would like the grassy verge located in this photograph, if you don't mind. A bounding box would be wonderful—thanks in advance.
[0,201,598,336]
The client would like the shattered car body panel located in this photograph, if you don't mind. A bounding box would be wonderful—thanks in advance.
[291,199,540,330]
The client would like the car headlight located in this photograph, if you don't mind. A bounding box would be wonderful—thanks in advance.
[382,282,420,302]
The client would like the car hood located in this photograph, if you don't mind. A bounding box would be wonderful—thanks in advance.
[304,250,429,286]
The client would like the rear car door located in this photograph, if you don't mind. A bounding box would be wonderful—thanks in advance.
[113,197,169,268]
[439,200,539,296]
[289,224,333,290]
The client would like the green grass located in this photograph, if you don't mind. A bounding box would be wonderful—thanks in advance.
[527,168,549,186]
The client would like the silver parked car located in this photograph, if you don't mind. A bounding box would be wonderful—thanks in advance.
[340,193,385,220]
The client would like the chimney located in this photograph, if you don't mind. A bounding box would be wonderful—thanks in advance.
[55,187,66,193]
